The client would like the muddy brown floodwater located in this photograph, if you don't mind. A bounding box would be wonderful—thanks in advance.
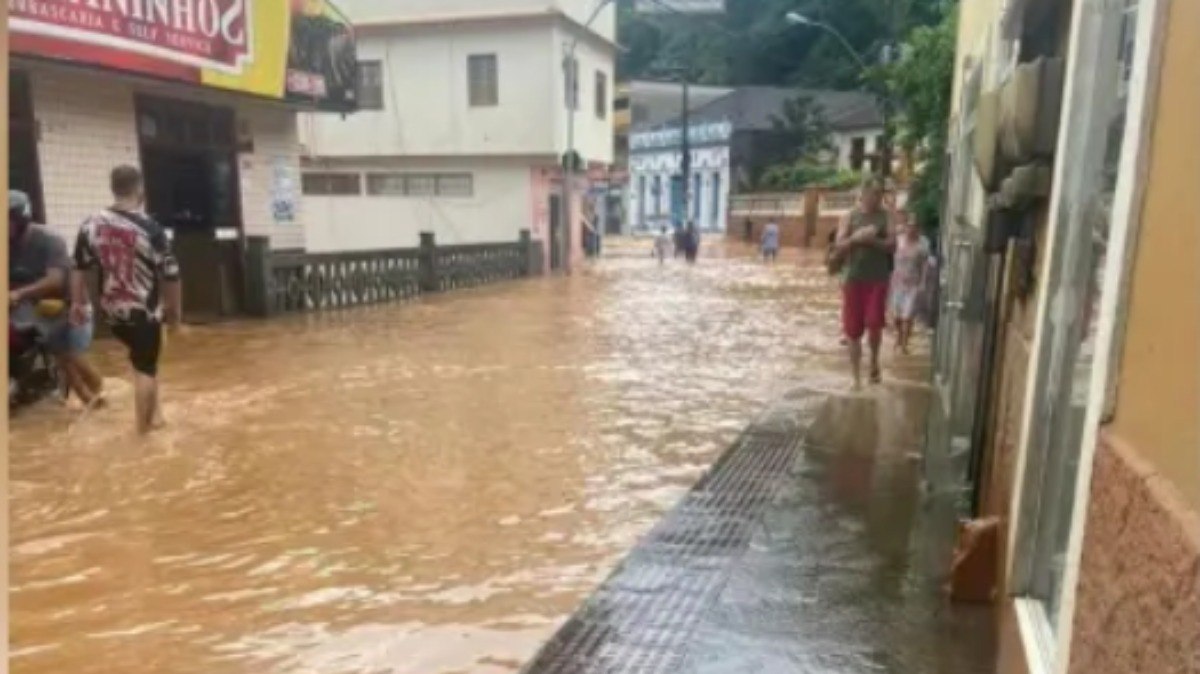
[11,241,853,674]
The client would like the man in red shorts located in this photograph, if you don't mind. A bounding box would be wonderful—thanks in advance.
[830,177,896,389]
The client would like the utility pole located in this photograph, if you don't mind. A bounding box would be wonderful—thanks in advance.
[561,0,615,274]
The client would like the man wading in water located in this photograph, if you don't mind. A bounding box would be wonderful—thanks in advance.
[830,177,896,390]
[71,166,182,434]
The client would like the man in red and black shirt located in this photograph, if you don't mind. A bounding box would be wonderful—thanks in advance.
[71,165,182,434]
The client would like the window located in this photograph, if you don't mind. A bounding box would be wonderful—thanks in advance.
[302,173,361,196]
[365,173,474,198]
[711,172,721,225]
[436,174,474,197]
[595,71,608,119]
[1014,0,1144,659]
[366,173,407,196]
[357,61,383,110]
[468,54,499,107]
[638,175,647,224]
[850,137,866,171]
[407,174,436,196]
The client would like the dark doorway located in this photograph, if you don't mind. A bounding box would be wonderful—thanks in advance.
[136,96,243,321]
[548,194,563,271]
[9,71,45,223]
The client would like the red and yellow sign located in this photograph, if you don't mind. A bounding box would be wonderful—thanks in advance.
[11,0,356,111]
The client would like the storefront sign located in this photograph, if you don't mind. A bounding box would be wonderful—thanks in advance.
[10,0,357,112]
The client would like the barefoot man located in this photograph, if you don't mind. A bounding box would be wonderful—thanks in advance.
[71,166,182,434]
[831,177,895,389]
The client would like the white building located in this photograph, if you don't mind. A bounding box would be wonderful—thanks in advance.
[626,87,883,234]
[628,122,733,233]
[300,0,617,271]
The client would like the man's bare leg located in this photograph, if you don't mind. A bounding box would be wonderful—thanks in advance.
[848,338,863,390]
[60,355,103,407]
[74,355,104,400]
[133,372,164,434]
[868,330,883,383]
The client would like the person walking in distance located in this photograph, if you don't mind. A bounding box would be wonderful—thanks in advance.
[71,166,182,434]
[683,222,700,264]
[830,177,895,389]
[761,219,780,263]
[653,226,671,265]
[889,211,931,355]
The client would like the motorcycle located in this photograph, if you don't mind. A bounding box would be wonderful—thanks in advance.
[9,305,63,410]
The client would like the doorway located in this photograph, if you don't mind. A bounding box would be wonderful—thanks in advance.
[548,194,563,271]
[9,71,45,223]
[135,96,243,321]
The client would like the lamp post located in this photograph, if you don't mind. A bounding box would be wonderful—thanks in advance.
[785,11,894,176]
[784,12,870,72]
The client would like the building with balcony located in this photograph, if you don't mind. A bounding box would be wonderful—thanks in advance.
[299,0,616,272]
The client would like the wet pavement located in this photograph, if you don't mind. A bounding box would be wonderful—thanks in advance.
[11,240,867,674]
[525,371,997,674]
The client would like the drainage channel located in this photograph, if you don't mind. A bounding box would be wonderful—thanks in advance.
[522,425,808,674]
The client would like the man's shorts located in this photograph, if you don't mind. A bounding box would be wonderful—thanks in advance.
[842,280,890,341]
[111,312,163,377]
[11,303,90,356]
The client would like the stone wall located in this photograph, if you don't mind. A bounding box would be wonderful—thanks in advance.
[1068,431,1200,674]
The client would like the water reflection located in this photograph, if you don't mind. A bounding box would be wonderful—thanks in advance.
[12,242,850,674]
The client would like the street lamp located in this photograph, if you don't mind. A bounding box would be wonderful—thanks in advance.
[786,11,894,176]
[784,12,870,73]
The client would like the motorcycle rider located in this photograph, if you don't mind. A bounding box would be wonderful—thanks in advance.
[9,190,103,407]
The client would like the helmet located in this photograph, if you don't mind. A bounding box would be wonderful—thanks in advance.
[9,190,33,223]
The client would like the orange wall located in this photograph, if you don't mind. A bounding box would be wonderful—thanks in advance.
[1109,0,1200,510]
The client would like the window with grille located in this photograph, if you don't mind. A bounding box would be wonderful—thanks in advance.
[302,173,362,196]
[365,173,474,198]
[357,61,383,110]
[468,54,499,107]
[436,174,474,197]
[366,173,407,196]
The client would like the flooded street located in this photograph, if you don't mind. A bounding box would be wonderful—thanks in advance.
[11,241,851,674]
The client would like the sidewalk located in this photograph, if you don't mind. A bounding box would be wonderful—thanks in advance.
[523,379,997,674]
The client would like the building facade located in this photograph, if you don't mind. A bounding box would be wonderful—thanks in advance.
[625,86,883,235]
[927,1,1199,673]
[8,0,356,320]
[299,0,616,272]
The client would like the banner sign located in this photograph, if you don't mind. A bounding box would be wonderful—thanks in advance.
[630,121,733,152]
[10,0,357,112]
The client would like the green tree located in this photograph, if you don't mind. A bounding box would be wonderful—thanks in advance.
[618,0,948,88]
[881,3,956,233]
[769,95,833,163]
